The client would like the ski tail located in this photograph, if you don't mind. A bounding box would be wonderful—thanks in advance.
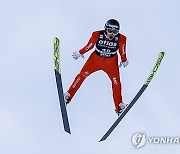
[53,37,71,134]
[99,52,165,142]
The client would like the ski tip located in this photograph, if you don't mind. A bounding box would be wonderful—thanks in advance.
[160,51,165,55]
[54,36,59,40]
[54,37,60,43]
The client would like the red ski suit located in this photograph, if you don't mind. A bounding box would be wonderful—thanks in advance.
[67,30,127,111]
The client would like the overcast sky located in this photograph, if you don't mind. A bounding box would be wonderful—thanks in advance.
[0,0,180,153]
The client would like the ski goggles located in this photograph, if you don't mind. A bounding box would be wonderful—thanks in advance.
[106,28,119,35]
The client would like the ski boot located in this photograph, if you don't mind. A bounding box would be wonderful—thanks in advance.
[64,92,70,104]
[116,102,128,116]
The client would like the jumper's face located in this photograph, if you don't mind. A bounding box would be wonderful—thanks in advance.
[106,28,119,40]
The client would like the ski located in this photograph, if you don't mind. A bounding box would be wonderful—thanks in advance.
[53,37,71,134]
[99,52,165,142]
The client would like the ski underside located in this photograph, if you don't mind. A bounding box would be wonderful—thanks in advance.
[99,52,165,142]
[53,37,71,134]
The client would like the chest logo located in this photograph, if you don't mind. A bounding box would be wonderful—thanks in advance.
[98,40,117,47]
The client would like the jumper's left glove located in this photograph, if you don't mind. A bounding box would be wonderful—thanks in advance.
[72,51,84,60]
[119,60,129,68]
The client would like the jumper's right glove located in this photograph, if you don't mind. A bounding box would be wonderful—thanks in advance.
[119,60,129,68]
[72,51,84,60]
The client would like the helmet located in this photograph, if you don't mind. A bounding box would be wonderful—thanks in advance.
[105,19,120,31]
[104,19,120,39]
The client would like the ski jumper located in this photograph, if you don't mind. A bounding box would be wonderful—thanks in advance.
[67,30,127,111]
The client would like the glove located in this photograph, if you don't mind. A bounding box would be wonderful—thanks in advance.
[72,51,84,60]
[119,60,129,68]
